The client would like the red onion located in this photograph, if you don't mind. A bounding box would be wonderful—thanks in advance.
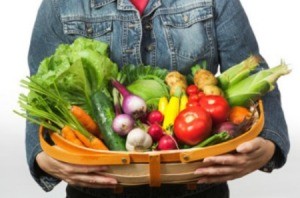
[111,79,147,119]
[213,121,237,138]
[112,114,134,136]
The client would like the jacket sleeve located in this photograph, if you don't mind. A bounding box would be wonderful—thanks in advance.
[214,0,290,170]
[26,0,69,191]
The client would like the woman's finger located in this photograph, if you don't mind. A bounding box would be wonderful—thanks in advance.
[236,137,264,153]
[65,173,118,188]
[61,163,109,174]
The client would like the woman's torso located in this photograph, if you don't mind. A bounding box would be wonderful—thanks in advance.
[58,0,218,75]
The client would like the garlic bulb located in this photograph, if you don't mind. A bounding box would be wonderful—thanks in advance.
[125,128,153,152]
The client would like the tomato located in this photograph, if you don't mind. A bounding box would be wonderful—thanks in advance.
[173,106,212,145]
[186,85,199,96]
[188,93,199,103]
[199,95,230,125]
[197,91,205,99]
[186,101,200,108]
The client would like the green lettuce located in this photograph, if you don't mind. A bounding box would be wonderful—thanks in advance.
[30,37,118,113]
[119,65,170,110]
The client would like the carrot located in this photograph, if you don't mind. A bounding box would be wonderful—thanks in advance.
[61,126,85,147]
[71,106,101,137]
[72,128,109,150]
[228,106,252,125]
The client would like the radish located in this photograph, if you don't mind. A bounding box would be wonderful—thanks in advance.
[157,135,178,150]
[147,110,164,124]
[148,123,164,142]
[111,79,147,119]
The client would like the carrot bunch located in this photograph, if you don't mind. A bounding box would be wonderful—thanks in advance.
[15,78,108,150]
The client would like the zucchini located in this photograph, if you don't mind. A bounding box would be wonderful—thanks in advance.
[91,90,126,151]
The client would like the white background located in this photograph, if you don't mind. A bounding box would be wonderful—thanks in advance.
[0,0,299,197]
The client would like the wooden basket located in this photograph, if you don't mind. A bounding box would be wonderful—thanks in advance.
[40,100,264,187]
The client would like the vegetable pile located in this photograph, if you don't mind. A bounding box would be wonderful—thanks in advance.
[15,38,291,152]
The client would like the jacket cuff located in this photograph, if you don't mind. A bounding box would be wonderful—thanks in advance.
[259,129,287,172]
[28,143,61,192]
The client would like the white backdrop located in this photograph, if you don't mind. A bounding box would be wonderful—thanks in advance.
[0,0,299,197]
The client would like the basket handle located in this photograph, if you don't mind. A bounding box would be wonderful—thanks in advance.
[39,129,130,165]
[148,153,161,187]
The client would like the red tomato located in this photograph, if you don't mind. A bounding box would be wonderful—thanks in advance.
[188,93,199,103]
[197,91,205,99]
[186,101,200,108]
[173,106,212,145]
[186,85,199,96]
[199,95,230,125]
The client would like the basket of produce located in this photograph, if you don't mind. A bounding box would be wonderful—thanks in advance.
[16,38,290,186]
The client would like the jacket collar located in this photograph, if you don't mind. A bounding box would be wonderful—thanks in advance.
[91,0,161,16]
[91,0,133,10]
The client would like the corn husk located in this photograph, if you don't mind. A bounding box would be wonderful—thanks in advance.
[218,55,261,90]
[224,60,291,107]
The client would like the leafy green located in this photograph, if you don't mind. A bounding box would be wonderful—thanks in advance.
[30,37,118,114]
[119,65,170,109]
[16,77,95,139]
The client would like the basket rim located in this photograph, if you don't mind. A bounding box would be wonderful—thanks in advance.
[40,100,264,164]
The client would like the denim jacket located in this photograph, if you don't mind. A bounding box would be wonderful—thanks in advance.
[27,0,289,194]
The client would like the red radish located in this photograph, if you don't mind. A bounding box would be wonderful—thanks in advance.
[147,110,164,124]
[157,135,178,150]
[148,123,164,141]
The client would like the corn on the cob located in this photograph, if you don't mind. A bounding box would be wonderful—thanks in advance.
[217,55,261,90]
[224,61,291,107]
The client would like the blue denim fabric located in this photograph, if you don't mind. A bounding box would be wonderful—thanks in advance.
[27,0,289,194]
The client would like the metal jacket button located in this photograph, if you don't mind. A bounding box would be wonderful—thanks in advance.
[146,45,154,52]
[145,23,152,30]
[87,27,93,34]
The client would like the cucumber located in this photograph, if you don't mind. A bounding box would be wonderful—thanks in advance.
[91,90,126,151]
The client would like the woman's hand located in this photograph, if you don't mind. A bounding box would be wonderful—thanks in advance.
[36,151,118,188]
[194,137,275,184]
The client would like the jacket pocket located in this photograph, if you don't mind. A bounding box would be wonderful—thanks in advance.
[62,20,113,45]
[160,5,213,70]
